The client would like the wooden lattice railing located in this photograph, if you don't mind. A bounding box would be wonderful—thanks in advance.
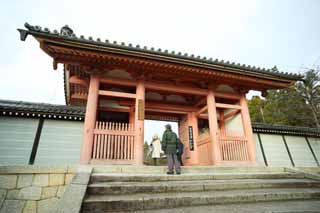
[92,122,135,161]
[218,135,249,161]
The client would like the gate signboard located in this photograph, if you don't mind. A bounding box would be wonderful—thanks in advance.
[188,126,194,151]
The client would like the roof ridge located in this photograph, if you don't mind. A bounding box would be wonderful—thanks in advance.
[0,98,84,109]
[21,22,303,80]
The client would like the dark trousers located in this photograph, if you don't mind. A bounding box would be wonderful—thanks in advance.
[153,158,157,166]
[177,153,183,166]
[167,153,181,173]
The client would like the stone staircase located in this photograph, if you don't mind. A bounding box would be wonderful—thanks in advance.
[81,166,320,212]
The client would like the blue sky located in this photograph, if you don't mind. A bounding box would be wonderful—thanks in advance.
[0,0,319,142]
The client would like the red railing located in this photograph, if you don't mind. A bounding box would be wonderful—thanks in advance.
[218,135,249,161]
[92,122,135,161]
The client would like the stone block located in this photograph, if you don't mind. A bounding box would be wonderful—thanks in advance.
[65,174,73,185]
[33,174,49,187]
[17,174,33,188]
[23,201,36,213]
[67,166,76,174]
[41,186,58,199]
[0,200,25,213]
[0,165,67,174]
[6,189,20,199]
[55,184,87,213]
[57,186,65,198]
[0,175,17,189]
[18,186,42,200]
[0,189,6,209]
[49,174,64,186]
[71,172,90,185]
[38,198,58,213]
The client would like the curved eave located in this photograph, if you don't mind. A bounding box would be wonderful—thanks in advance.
[18,28,301,86]
[63,65,71,105]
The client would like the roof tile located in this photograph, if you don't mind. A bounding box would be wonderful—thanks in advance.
[20,22,303,81]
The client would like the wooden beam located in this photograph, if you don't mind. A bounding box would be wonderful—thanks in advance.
[118,100,198,112]
[69,75,89,87]
[198,114,221,120]
[195,97,206,107]
[215,92,240,100]
[198,114,208,120]
[99,76,207,95]
[216,103,242,109]
[71,93,88,100]
[99,90,136,99]
[80,76,241,100]
[146,102,198,112]
[224,109,241,120]
[145,81,208,96]
[98,107,131,113]
[146,108,187,115]
[196,106,208,116]
[100,77,137,87]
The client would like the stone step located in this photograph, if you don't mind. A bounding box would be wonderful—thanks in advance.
[87,178,320,195]
[135,200,320,213]
[82,188,320,212]
[92,166,286,174]
[90,172,305,183]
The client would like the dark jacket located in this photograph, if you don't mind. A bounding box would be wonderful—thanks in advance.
[177,139,184,155]
[161,129,178,154]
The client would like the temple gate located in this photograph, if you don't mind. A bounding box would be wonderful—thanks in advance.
[19,23,301,166]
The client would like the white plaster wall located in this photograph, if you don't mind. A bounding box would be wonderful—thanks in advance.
[35,120,83,165]
[0,117,38,165]
[308,137,320,164]
[252,133,266,166]
[224,112,244,136]
[259,134,292,167]
[284,135,317,167]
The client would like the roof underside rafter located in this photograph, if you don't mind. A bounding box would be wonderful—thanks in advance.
[17,23,304,106]
[17,23,302,83]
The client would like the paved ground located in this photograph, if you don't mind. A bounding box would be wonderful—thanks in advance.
[134,200,320,213]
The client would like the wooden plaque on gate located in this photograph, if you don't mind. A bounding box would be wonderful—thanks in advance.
[138,99,145,120]
[188,126,194,151]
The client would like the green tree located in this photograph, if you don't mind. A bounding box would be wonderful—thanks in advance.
[263,88,313,126]
[295,69,320,127]
[248,68,319,128]
[248,96,265,123]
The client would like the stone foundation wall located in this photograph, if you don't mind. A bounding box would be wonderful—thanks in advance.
[0,166,75,213]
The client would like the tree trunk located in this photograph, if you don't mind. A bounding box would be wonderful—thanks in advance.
[309,102,320,128]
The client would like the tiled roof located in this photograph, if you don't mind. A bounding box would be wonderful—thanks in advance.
[252,123,320,137]
[1,99,319,137]
[18,23,303,81]
[0,99,85,120]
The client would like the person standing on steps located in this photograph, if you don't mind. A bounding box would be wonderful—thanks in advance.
[177,138,184,166]
[161,124,181,175]
[150,134,163,166]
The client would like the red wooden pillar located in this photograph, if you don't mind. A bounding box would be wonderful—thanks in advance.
[207,90,222,165]
[129,107,135,125]
[134,80,145,165]
[240,94,256,163]
[187,112,199,165]
[219,110,226,136]
[80,75,100,164]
